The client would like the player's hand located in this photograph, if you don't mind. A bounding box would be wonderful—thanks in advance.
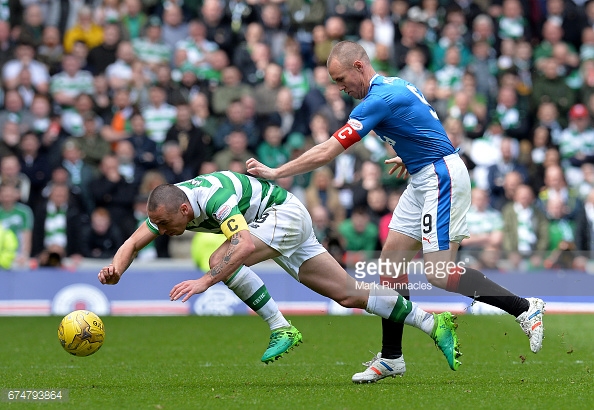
[98,264,122,285]
[246,158,278,180]
[385,156,409,179]
[169,277,210,302]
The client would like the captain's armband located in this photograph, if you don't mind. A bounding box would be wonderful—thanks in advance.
[220,215,249,239]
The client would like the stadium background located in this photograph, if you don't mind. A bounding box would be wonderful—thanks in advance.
[1,0,594,315]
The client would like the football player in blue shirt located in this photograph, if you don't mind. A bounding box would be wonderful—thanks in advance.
[247,41,545,383]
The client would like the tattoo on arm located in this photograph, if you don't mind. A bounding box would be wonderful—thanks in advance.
[209,233,241,278]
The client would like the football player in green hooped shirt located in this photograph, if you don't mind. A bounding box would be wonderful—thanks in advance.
[99,171,461,373]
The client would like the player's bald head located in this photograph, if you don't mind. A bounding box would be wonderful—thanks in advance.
[327,41,370,68]
[148,184,188,213]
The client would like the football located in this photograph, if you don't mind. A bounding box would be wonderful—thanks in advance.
[58,310,105,356]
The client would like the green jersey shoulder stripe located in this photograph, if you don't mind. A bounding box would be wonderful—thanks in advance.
[145,172,289,235]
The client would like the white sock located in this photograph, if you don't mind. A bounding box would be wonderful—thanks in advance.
[366,285,434,335]
[226,266,290,330]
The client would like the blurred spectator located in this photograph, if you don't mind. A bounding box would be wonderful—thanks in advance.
[534,101,563,143]
[492,169,525,211]
[398,47,431,92]
[200,0,235,58]
[142,85,177,146]
[31,182,83,262]
[61,93,101,137]
[487,137,528,208]
[5,116,33,161]
[189,92,218,142]
[132,15,171,69]
[502,184,549,268]
[260,2,288,65]
[80,207,123,258]
[543,0,586,51]
[165,102,209,174]
[311,204,338,249]
[0,155,31,204]
[0,184,33,266]
[281,51,312,111]
[132,193,157,260]
[36,26,63,75]
[114,139,144,186]
[0,89,35,133]
[161,3,188,50]
[233,22,266,83]
[63,6,104,54]
[213,99,259,151]
[93,0,123,26]
[175,19,219,77]
[461,188,504,253]
[544,195,578,269]
[77,113,112,173]
[253,63,283,117]
[578,163,594,200]
[60,138,95,215]
[435,46,465,100]
[496,0,530,42]
[91,154,136,237]
[0,20,14,68]
[87,22,121,75]
[338,206,379,255]
[256,123,289,169]
[2,41,50,93]
[213,130,254,172]
[538,165,582,221]
[158,141,194,183]
[121,0,147,40]
[366,187,390,227]
[491,85,529,141]
[447,89,485,140]
[50,54,94,110]
[532,57,577,121]
[432,22,471,73]
[575,189,594,255]
[18,131,51,207]
[305,167,345,228]
[211,66,251,116]
[0,223,18,270]
[557,104,594,186]
[357,18,377,62]
[370,0,395,54]
[378,188,403,246]
[351,160,382,210]
[285,0,325,66]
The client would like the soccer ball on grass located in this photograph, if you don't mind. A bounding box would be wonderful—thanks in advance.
[58,310,105,356]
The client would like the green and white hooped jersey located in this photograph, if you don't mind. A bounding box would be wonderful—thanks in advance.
[50,71,95,99]
[146,171,289,235]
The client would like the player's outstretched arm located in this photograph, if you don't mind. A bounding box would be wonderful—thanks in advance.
[169,229,255,302]
[247,137,345,179]
[98,223,158,285]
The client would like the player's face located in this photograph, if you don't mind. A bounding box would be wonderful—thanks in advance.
[328,59,367,100]
[148,205,187,236]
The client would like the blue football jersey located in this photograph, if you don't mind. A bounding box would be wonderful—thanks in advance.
[345,74,455,175]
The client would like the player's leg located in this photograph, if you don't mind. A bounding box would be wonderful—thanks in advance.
[208,235,301,363]
[423,153,545,353]
[294,251,461,372]
[352,230,422,383]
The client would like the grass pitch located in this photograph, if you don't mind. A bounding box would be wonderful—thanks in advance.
[0,314,592,409]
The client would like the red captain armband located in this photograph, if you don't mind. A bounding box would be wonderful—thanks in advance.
[332,123,362,149]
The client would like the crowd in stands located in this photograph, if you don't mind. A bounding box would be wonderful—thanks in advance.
[1,0,594,272]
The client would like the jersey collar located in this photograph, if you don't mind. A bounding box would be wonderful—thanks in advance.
[369,73,379,85]
[177,185,201,218]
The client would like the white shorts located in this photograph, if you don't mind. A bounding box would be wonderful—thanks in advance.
[249,194,326,281]
[388,152,471,253]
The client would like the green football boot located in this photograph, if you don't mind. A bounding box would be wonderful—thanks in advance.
[261,323,302,364]
[430,312,462,371]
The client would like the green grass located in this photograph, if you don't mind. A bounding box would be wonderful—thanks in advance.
[0,314,592,409]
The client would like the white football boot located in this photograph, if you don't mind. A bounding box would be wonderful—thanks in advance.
[352,353,406,383]
[515,297,546,353]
